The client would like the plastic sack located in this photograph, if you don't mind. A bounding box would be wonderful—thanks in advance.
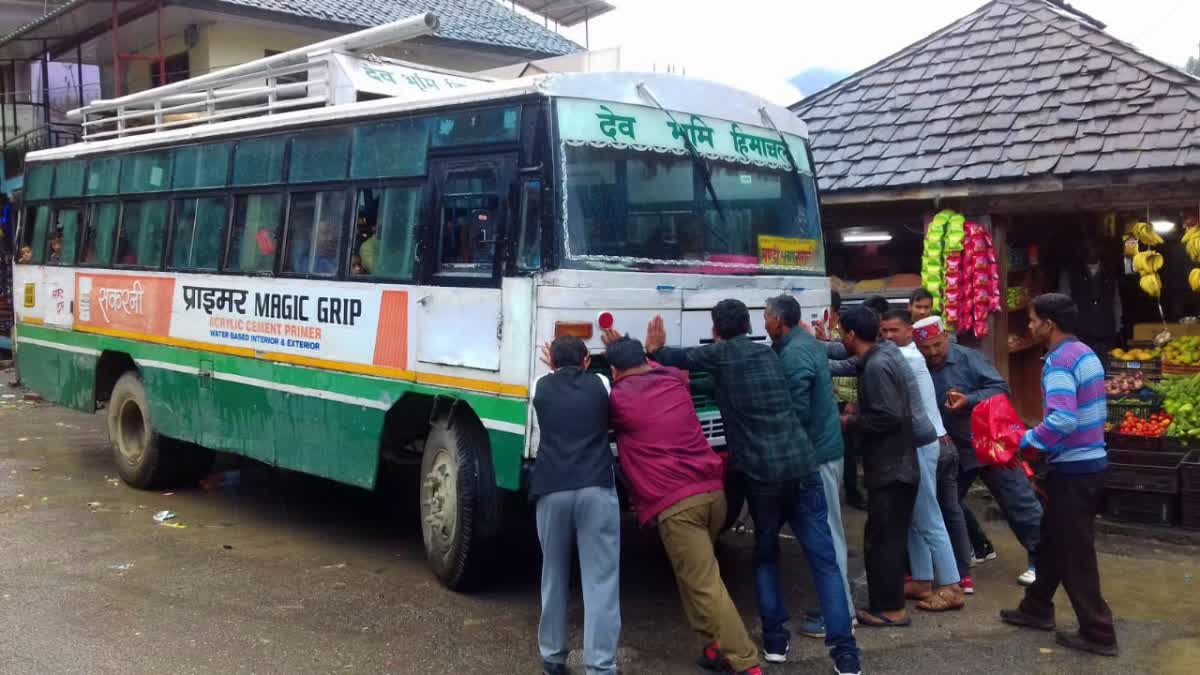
[970,394,1028,472]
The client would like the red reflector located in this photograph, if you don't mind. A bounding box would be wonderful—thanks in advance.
[554,321,593,339]
[597,312,615,330]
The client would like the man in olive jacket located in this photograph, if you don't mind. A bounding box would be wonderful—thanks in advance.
[764,295,852,638]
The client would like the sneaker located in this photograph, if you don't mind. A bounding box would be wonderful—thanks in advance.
[797,614,826,639]
[696,642,725,671]
[960,576,976,595]
[1056,630,1119,657]
[542,661,568,675]
[763,637,790,664]
[972,543,998,565]
[833,653,862,675]
[1017,567,1037,586]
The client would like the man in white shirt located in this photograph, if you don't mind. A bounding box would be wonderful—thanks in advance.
[880,310,967,609]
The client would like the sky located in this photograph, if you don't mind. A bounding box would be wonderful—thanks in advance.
[531,0,1200,105]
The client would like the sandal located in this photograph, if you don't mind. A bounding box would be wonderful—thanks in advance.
[856,609,912,627]
[916,585,965,612]
[904,580,933,600]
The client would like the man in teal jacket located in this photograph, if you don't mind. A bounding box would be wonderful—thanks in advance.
[764,294,852,638]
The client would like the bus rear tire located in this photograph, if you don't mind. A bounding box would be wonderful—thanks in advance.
[420,412,503,591]
[107,372,212,489]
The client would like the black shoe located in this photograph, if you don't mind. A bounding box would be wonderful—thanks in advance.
[542,661,568,675]
[999,608,1055,631]
[1056,630,1118,657]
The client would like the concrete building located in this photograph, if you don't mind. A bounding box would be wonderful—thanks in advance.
[0,0,584,193]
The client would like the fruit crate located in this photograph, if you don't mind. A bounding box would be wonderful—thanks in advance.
[1105,432,1162,452]
[1107,359,1161,375]
[1104,449,1184,493]
[1183,492,1200,529]
[1164,436,1200,453]
[1182,451,1200,494]
[1161,363,1200,376]
[1105,489,1179,526]
[1106,394,1164,424]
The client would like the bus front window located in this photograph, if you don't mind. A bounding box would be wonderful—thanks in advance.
[561,145,825,275]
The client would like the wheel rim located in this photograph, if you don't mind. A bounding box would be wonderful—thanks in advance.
[421,447,458,561]
[116,398,147,465]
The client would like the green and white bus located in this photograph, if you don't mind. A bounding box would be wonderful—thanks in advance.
[12,16,830,589]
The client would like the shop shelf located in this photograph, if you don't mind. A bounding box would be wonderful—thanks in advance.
[1104,449,1184,493]
[1183,492,1200,529]
[1182,451,1200,494]
[1105,432,1162,452]
[1105,489,1179,526]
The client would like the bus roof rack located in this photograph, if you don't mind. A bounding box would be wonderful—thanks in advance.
[66,13,492,143]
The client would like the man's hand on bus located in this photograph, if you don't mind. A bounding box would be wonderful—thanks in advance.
[539,342,554,370]
[600,328,623,346]
[645,315,667,353]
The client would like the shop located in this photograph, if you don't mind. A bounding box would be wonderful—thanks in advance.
[792,0,1200,527]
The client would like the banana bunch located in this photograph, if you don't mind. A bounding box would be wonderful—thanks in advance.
[1140,272,1162,298]
[1190,268,1200,292]
[1133,250,1164,274]
[1132,221,1163,246]
[1184,226,1200,262]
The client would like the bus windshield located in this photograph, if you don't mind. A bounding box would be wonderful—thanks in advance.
[554,97,825,275]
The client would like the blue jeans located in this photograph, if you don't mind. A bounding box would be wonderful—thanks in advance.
[745,472,860,667]
[908,440,960,586]
[959,463,1042,567]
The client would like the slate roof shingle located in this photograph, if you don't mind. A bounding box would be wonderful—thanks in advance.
[214,0,581,57]
[790,0,1200,193]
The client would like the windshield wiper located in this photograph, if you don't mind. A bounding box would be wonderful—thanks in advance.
[758,106,808,198]
[636,83,730,250]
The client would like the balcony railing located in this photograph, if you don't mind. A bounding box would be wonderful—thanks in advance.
[2,121,80,181]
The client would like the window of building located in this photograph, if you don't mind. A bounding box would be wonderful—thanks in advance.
[19,205,51,263]
[115,200,169,267]
[48,207,81,265]
[120,151,173,193]
[53,160,86,198]
[86,156,121,195]
[173,143,231,190]
[150,51,190,88]
[283,190,347,276]
[24,164,53,200]
[232,136,285,186]
[82,202,119,266]
[227,194,283,273]
[170,197,227,271]
[351,118,429,179]
[288,129,350,183]
[352,186,422,279]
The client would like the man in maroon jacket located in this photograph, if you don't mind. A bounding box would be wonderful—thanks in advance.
[603,333,762,675]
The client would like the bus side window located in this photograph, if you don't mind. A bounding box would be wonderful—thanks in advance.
[516,178,542,271]
[83,202,119,266]
[48,207,81,265]
[283,190,347,277]
[351,186,420,279]
[438,166,499,276]
[170,197,226,271]
[19,205,50,264]
[227,193,283,274]
[115,200,168,268]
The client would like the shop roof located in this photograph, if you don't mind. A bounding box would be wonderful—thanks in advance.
[790,0,1200,196]
[0,0,582,62]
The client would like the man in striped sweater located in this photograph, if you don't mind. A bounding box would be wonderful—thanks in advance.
[1000,293,1117,657]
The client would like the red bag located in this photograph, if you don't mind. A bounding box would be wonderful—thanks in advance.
[970,394,1031,475]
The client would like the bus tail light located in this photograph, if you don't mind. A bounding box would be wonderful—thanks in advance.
[554,321,593,339]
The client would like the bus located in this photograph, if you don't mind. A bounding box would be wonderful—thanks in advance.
[11,16,830,590]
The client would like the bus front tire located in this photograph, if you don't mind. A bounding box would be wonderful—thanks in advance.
[420,413,502,591]
[107,372,212,489]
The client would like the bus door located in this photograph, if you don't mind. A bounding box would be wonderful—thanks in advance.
[416,154,516,372]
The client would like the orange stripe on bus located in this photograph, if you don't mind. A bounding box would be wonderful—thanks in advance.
[372,290,408,370]
[68,323,528,398]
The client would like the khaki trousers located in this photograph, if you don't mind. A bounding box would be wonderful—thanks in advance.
[657,491,759,672]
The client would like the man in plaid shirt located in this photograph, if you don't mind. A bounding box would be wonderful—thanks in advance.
[645,299,862,675]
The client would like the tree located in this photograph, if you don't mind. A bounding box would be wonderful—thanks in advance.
[1189,56,1200,77]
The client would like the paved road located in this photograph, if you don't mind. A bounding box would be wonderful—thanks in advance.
[1,380,1198,674]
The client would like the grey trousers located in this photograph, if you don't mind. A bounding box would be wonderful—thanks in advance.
[817,458,855,615]
[536,486,621,675]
